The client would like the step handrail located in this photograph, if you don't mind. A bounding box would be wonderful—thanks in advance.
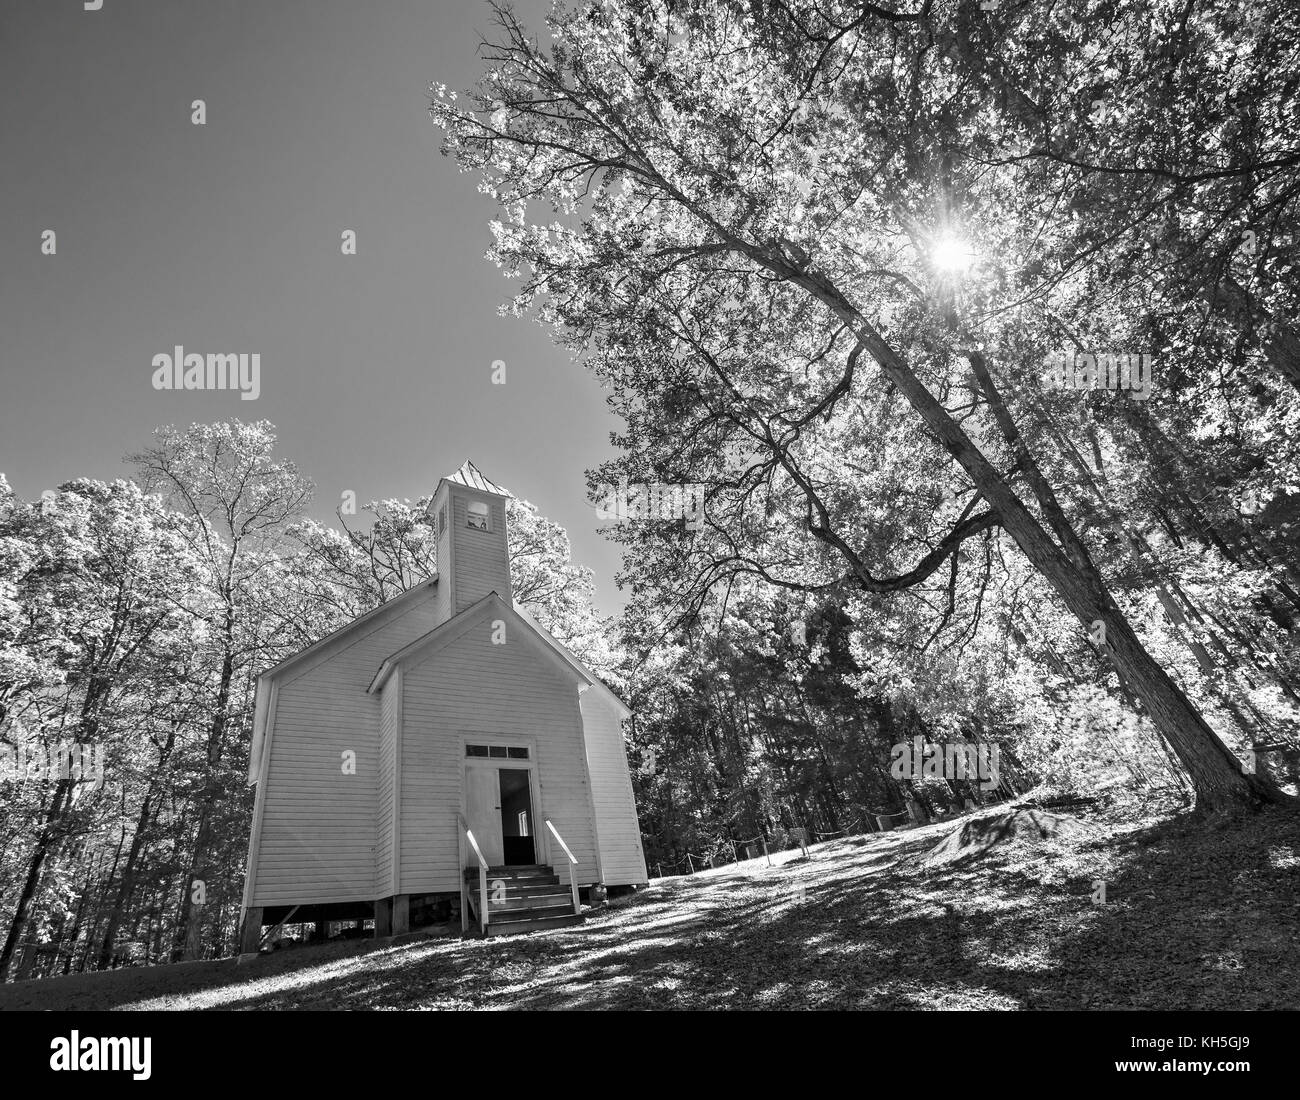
[458,813,489,935]
[544,819,581,916]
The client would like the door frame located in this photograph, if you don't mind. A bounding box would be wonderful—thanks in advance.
[458,734,546,867]
[496,764,539,865]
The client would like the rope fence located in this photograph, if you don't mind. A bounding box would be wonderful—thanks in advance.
[652,823,828,878]
[649,807,947,878]
[807,814,875,839]
[648,795,1048,880]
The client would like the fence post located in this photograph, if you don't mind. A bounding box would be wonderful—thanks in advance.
[686,853,694,875]
[656,863,662,879]
[762,837,771,866]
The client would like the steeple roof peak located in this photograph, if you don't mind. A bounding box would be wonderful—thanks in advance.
[440,459,510,497]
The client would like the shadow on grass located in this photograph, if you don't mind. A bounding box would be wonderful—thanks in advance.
[5,807,1297,1010]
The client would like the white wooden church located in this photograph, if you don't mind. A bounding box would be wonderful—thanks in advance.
[240,462,647,946]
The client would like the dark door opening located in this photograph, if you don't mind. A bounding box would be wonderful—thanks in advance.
[498,768,535,865]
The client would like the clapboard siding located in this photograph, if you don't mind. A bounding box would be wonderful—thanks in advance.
[451,494,511,613]
[581,690,649,885]
[248,592,442,907]
[398,617,600,894]
[374,672,399,897]
[245,471,645,921]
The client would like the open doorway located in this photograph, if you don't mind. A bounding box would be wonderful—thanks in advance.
[499,768,535,865]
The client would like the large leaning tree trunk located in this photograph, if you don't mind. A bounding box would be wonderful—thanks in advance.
[749,260,1279,811]
[432,2,1291,813]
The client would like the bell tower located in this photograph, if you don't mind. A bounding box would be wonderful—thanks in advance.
[429,460,512,623]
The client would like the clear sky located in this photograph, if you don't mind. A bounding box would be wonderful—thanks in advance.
[0,0,628,614]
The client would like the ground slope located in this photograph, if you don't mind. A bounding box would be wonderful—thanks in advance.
[3,805,1297,1010]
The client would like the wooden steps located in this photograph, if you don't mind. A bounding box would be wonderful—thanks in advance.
[466,864,558,880]
[484,912,584,936]
[463,863,584,937]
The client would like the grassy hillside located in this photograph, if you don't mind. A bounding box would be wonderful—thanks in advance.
[4,805,1297,1011]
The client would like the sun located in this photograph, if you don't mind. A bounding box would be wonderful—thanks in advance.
[932,235,976,273]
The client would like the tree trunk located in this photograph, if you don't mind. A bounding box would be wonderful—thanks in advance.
[776,264,1285,813]
[97,789,157,970]
[173,612,236,960]
[0,777,72,979]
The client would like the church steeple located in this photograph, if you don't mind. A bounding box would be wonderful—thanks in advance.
[429,461,512,622]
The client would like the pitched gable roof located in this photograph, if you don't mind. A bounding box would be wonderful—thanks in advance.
[246,577,438,782]
[511,602,632,719]
[258,577,440,682]
[366,592,631,719]
[366,591,584,694]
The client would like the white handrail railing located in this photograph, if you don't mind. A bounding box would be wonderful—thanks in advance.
[458,813,489,935]
[544,819,581,916]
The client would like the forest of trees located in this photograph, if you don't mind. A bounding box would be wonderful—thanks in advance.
[4,0,1300,979]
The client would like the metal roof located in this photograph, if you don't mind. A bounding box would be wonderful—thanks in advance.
[441,460,510,497]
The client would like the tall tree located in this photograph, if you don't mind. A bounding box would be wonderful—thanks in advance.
[130,421,312,960]
[0,479,200,977]
[432,0,1295,812]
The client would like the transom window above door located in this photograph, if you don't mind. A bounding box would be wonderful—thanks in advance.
[466,744,529,759]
